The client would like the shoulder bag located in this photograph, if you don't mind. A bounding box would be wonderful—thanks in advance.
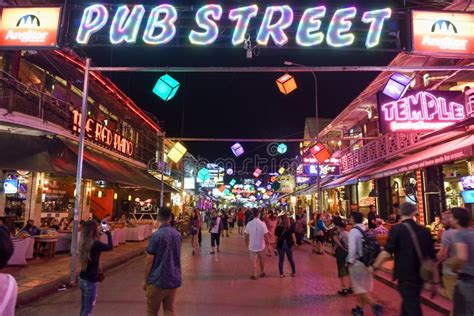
[403,222,436,282]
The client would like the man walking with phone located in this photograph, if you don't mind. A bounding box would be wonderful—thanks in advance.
[144,207,182,316]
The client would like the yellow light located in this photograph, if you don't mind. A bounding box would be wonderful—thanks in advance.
[276,74,297,95]
[290,196,297,204]
[98,190,103,198]
[128,195,132,201]
[166,203,170,207]
[278,167,286,174]
[168,142,187,163]
[114,192,118,200]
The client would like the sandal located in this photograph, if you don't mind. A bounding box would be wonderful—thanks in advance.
[337,289,348,296]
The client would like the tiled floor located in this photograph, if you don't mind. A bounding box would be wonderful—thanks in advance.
[16,232,446,316]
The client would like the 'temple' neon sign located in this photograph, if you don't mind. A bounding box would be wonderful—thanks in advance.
[76,4,391,48]
[379,91,466,132]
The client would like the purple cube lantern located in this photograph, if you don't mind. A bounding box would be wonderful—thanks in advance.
[231,143,244,157]
[382,72,413,100]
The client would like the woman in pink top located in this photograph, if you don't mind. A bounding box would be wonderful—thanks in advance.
[265,210,278,257]
[0,226,17,316]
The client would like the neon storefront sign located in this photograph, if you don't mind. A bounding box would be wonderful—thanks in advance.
[411,10,474,57]
[71,109,134,156]
[75,4,391,48]
[377,91,466,133]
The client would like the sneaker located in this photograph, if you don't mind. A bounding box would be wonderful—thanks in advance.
[280,274,285,278]
[337,289,348,296]
[372,304,383,316]
[250,276,258,280]
[260,272,266,278]
[351,306,363,316]
[347,288,354,294]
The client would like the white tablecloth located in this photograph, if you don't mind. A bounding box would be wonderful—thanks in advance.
[55,232,72,253]
[25,237,34,259]
[126,226,145,242]
[116,228,126,244]
[8,238,29,266]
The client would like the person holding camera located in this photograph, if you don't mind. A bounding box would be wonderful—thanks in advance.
[78,220,113,316]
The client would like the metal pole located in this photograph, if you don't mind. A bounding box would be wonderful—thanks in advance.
[160,132,165,208]
[311,72,322,216]
[70,58,91,286]
[89,65,474,73]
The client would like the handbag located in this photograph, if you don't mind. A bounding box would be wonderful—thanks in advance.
[403,222,436,282]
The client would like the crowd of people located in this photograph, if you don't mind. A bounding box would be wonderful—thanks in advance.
[1,203,473,316]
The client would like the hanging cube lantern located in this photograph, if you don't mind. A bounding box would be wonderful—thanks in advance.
[277,143,288,154]
[231,143,244,157]
[382,72,413,100]
[167,142,187,163]
[255,180,262,187]
[153,74,180,101]
[226,168,234,175]
[309,143,331,164]
[253,168,262,178]
[229,179,237,187]
[197,168,211,183]
[276,73,297,95]
[278,167,286,175]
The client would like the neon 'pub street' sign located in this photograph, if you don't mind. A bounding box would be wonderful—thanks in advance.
[377,91,466,133]
[75,4,392,48]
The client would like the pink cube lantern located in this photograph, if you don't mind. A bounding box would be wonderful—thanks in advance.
[253,168,262,178]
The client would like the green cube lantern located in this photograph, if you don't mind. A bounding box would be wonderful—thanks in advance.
[153,74,180,101]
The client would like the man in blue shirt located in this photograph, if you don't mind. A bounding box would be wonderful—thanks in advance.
[144,207,182,316]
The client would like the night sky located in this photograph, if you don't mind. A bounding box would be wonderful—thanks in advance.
[71,0,441,162]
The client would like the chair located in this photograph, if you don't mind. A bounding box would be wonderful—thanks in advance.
[376,234,388,248]
[8,238,29,266]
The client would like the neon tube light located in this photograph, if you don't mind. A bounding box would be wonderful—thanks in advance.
[110,5,146,44]
[143,4,178,45]
[189,5,223,45]
[76,4,109,44]
[296,6,326,47]
[53,50,161,133]
[228,5,259,46]
[76,4,392,49]
[327,7,357,47]
[256,6,294,46]
[362,8,392,49]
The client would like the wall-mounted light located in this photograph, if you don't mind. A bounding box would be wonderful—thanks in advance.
[128,195,132,201]
[114,192,118,200]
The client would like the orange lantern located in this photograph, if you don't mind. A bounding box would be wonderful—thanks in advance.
[276,74,297,95]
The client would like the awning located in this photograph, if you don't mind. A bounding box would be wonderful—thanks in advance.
[322,170,367,190]
[0,133,176,192]
[59,139,177,192]
[361,134,474,180]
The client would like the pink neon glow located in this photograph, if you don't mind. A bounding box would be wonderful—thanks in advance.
[381,91,466,131]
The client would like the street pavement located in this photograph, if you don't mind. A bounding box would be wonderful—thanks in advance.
[17,231,444,316]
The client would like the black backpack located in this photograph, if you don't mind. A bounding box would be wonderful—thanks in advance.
[354,226,381,267]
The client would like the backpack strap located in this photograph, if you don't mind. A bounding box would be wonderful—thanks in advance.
[403,222,424,263]
[0,275,16,315]
[354,226,366,238]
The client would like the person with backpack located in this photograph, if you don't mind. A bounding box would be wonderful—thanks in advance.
[371,202,438,316]
[348,211,383,316]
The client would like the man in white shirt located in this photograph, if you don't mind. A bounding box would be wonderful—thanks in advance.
[245,208,269,280]
[348,212,383,316]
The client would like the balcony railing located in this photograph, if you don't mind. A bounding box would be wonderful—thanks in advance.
[0,71,156,165]
[340,132,423,174]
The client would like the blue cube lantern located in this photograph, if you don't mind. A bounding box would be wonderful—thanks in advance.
[153,74,180,101]
[231,143,244,157]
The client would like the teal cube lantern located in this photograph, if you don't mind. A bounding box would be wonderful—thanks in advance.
[153,74,180,101]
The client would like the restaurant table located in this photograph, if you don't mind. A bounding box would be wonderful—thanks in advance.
[126,226,145,242]
[55,232,72,252]
[116,228,126,244]
[34,236,59,259]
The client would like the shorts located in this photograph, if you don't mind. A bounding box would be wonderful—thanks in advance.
[349,261,373,294]
[335,247,348,278]
[316,235,325,243]
[238,221,244,227]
